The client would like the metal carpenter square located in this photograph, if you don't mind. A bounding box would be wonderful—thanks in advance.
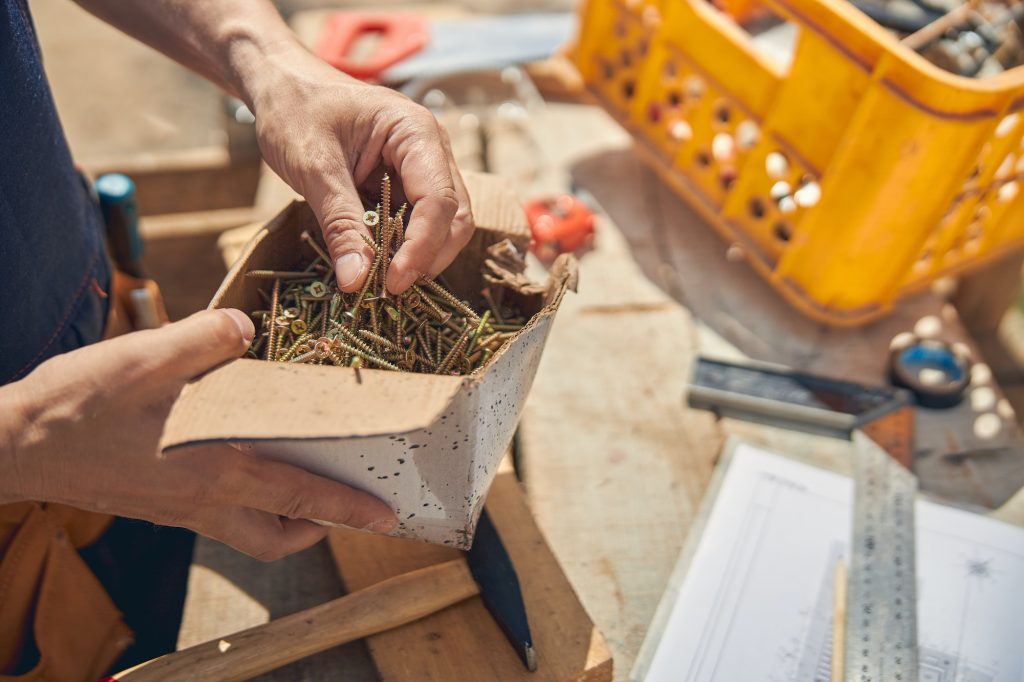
[845,432,919,682]
[688,357,911,438]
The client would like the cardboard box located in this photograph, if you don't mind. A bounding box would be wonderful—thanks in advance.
[160,173,577,548]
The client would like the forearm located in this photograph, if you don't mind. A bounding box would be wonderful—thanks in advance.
[71,0,308,106]
[74,0,473,295]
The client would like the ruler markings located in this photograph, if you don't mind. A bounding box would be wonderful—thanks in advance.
[846,434,919,682]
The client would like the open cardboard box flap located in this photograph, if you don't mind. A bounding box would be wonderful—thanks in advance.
[157,173,576,546]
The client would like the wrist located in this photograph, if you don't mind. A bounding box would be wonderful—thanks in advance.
[0,382,33,504]
[222,28,330,110]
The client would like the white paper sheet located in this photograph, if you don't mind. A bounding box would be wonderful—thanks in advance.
[639,443,1024,682]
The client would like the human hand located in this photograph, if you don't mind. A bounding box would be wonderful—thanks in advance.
[242,45,475,295]
[0,309,397,561]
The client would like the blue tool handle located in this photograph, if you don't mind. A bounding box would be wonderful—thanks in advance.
[96,173,145,278]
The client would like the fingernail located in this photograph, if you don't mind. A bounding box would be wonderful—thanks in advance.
[336,252,367,289]
[221,309,255,343]
[363,516,398,534]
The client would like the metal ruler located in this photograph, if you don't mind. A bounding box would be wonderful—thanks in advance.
[686,357,920,681]
[846,432,919,682]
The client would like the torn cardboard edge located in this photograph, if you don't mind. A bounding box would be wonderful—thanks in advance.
[160,172,578,548]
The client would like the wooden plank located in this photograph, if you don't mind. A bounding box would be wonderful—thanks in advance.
[327,466,613,682]
[85,146,261,216]
[138,209,257,321]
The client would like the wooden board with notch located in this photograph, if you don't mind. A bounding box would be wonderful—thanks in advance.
[327,460,613,682]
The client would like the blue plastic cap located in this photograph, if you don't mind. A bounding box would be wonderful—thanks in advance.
[95,173,136,204]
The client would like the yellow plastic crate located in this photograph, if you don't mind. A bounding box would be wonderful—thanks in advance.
[572,0,1024,325]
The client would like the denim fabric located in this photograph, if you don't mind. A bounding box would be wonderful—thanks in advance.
[1,6,192,671]
[0,0,110,385]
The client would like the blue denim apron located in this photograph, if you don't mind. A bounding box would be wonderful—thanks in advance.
[0,0,110,385]
[1,2,192,672]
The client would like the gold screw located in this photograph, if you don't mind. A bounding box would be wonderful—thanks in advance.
[266,278,281,361]
[437,327,471,375]
[300,231,332,266]
[246,171,525,374]
[417,277,480,322]
[246,270,319,281]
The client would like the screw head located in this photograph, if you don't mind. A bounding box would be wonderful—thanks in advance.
[291,319,308,335]
[363,210,380,227]
[307,281,328,298]
[314,338,332,359]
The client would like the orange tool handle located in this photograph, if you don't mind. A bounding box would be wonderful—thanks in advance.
[316,12,430,81]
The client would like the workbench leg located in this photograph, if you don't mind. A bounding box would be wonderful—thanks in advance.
[954,252,1024,336]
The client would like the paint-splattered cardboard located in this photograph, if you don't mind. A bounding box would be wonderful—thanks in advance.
[160,173,577,548]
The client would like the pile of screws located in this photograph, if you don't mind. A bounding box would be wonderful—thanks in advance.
[245,175,527,375]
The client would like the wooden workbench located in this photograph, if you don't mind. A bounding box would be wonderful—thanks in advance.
[177,100,1024,681]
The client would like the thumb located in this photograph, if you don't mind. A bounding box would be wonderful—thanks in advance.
[305,162,376,293]
[136,309,254,380]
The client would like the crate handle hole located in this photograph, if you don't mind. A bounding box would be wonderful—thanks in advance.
[794,179,821,208]
[715,102,732,123]
[749,197,766,219]
[712,133,737,163]
[685,76,706,101]
[765,151,789,179]
[670,120,693,142]
[996,113,1019,138]
[997,154,1017,179]
[737,120,760,149]
[720,168,737,190]
[998,181,1019,203]
[770,180,791,200]
[648,102,663,123]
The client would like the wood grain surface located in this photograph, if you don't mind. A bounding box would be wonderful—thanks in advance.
[328,465,614,682]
